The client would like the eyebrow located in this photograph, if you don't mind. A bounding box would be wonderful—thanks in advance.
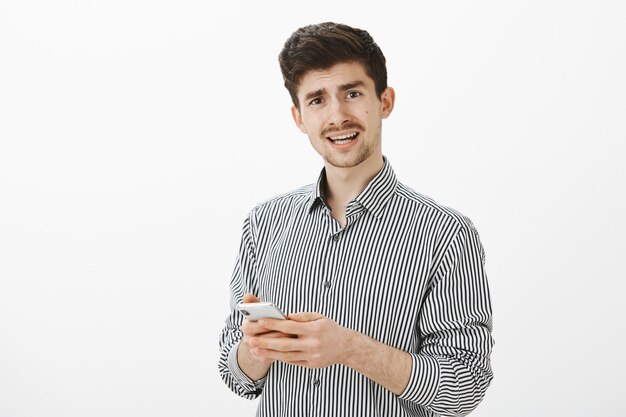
[304,89,325,103]
[339,81,366,92]
[303,80,367,103]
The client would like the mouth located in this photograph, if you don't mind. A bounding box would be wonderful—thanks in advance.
[327,131,359,145]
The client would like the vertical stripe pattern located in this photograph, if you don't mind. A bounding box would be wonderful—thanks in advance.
[218,157,494,417]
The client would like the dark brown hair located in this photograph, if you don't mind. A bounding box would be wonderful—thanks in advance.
[278,22,388,109]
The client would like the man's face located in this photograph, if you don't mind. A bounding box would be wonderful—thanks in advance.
[291,62,395,170]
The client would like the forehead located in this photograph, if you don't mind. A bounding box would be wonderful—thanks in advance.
[296,62,374,97]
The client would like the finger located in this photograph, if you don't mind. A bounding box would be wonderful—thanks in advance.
[242,320,289,337]
[243,331,294,353]
[241,320,265,336]
[242,319,266,331]
[258,318,308,335]
[242,293,260,303]
[256,331,293,339]
[288,312,324,322]
[253,348,308,363]
[250,335,301,352]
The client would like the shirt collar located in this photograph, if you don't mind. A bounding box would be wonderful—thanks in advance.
[307,156,398,219]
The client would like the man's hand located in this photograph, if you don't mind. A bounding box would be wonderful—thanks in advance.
[249,311,412,395]
[237,294,294,381]
[240,294,293,367]
[248,312,355,369]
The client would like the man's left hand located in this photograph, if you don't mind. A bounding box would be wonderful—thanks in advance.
[248,312,355,369]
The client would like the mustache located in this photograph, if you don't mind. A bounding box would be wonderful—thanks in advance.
[321,122,365,137]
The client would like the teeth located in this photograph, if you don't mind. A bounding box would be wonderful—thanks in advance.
[329,132,357,141]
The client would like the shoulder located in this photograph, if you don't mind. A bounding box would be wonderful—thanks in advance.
[394,181,480,236]
[247,183,315,220]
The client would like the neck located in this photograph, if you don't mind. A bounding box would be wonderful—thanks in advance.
[324,154,384,226]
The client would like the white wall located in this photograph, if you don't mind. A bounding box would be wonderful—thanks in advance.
[1,1,624,416]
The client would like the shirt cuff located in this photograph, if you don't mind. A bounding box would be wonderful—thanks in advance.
[227,340,267,393]
[398,352,440,405]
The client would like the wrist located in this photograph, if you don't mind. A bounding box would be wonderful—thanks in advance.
[340,328,363,369]
[238,340,272,380]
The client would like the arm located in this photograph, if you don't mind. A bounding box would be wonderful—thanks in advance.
[404,226,494,415]
[410,223,494,415]
[217,214,268,399]
[218,214,293,399]
[250,226,494,415]
[250,313,413,395]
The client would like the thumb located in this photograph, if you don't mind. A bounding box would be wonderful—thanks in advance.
[242,293,260,303]
[288,312,324,322]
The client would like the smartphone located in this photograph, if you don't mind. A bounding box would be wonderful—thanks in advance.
[237,302,287,321]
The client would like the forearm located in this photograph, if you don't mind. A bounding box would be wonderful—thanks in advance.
[341,328,492,414]
[341,330,412,396]
[218,338,265,399]
[237,340,272,382]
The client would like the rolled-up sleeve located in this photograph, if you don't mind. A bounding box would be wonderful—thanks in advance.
[399,225,494,416]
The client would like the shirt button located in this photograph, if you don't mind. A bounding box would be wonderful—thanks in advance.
[324,281,331,289]
[332,234,340,242]
[313,379,321,387]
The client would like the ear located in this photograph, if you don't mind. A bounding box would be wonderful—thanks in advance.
[380,87,395,119]
[291,105,307,134]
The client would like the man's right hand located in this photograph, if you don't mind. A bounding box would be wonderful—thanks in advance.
[237,293,293,380]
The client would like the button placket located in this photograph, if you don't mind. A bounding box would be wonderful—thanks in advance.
[327,231,340,293]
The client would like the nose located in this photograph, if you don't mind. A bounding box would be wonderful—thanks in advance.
[326,97,351,127]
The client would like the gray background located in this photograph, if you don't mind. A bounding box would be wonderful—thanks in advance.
[1,0,625,416]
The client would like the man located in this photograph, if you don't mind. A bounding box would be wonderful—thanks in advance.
[218,22,494,416]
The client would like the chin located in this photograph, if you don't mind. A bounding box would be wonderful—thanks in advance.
[325,153,371,169]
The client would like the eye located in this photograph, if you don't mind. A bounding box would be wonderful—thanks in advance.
[308,97,323,106]
[346,91,362,99]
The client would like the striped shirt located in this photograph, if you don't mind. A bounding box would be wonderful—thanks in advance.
[218,157,494,417]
